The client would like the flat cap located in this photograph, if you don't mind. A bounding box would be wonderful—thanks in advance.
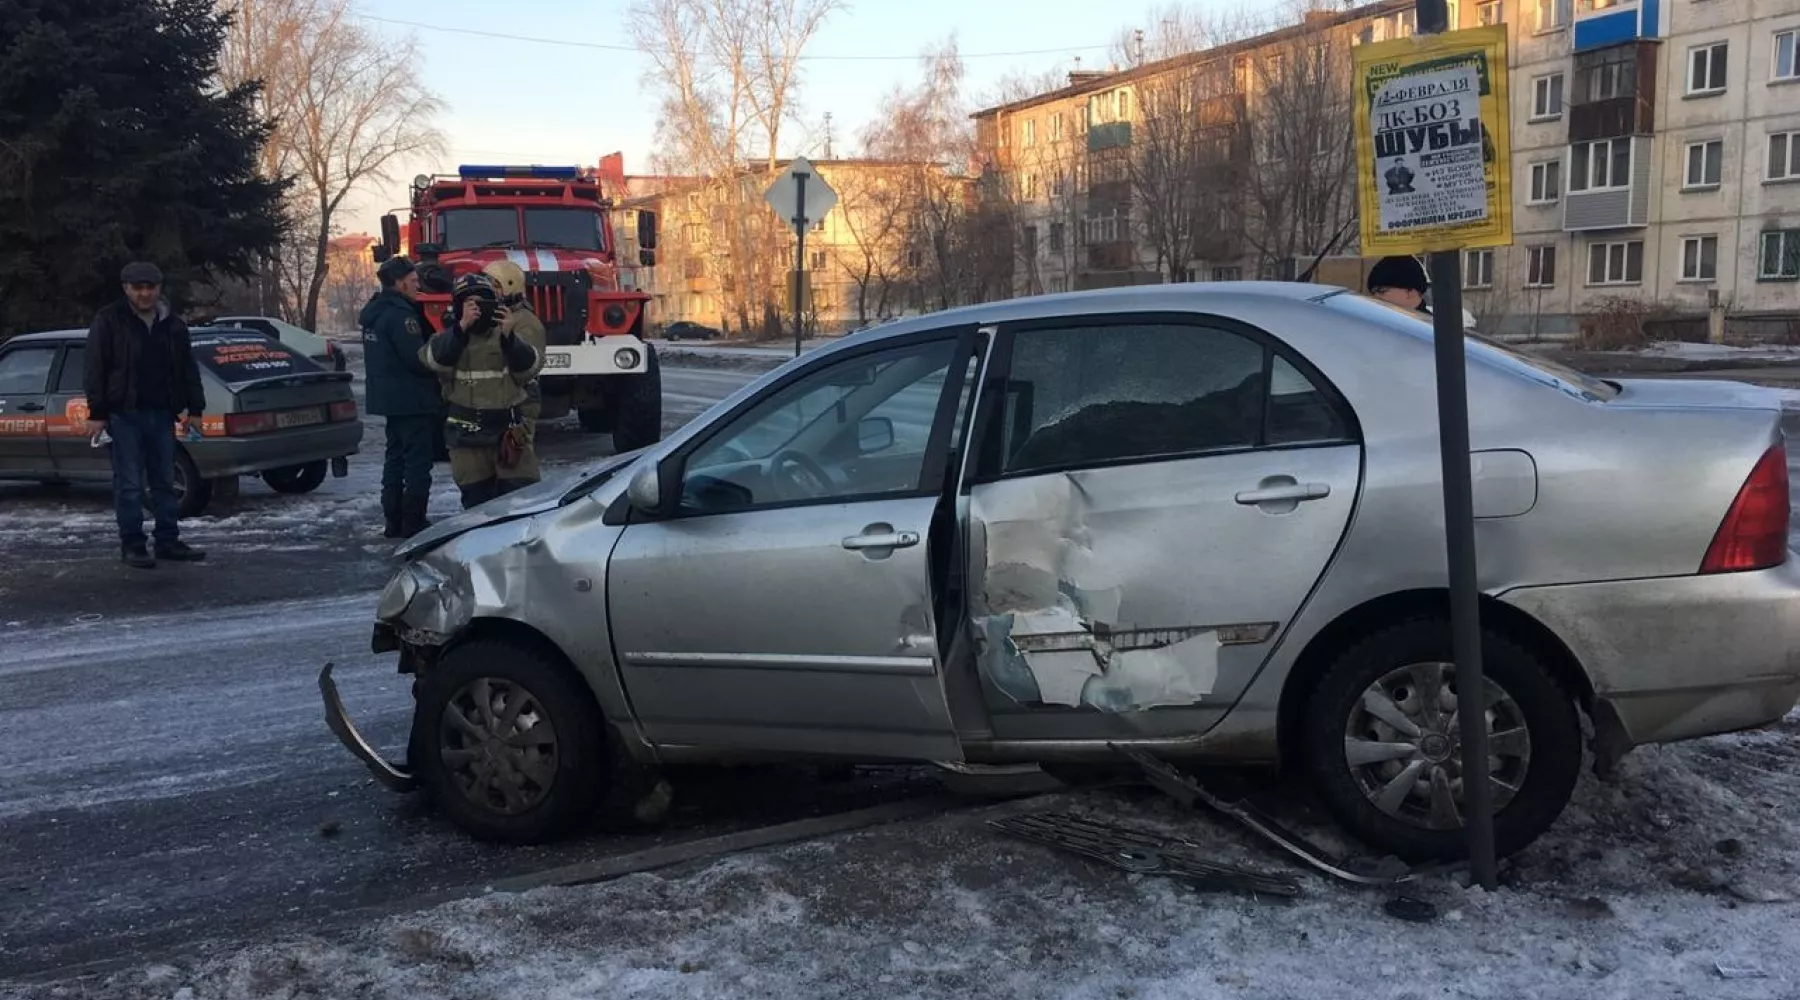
[119,261,163,285]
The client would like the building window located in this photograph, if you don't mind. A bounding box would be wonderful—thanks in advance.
[1212,266,1243,281]
[1049,222,1066,253]
[1570,138,1631,192]
[1477,2,1503,26]
[1535,0,1570,32]
[1760,230,1800,280]
[1050,113,1064,141]
[1532,74,1565,120]
[1023,119,1037,147]
[1768,132,1800,181]
[1584,60,1633,102]
[1680,236,1719,282]
[1463,249,1495,289]
[1586,240,1644,286]
[1579,0,1629,10]
[1052,171,1068,197]
[1022,225,1038,260]
[1526,246,1557,288]
[1685,139,1724,189]
[1778,31,1800,82]
[1688,43,1728,95]
[1022,173,1039,200]
[1529,160,1562,203]
[1118,90,1133,119]
[810,249,827,270]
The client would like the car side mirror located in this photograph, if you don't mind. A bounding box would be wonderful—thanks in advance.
[627,461,665,516]
[857,416,896,455]
[637,209,659,251]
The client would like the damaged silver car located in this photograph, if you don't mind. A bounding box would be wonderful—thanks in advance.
[323,282,1800,860]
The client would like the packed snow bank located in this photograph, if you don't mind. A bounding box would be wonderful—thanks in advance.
[19,713,1800,1000]
[1638,342,1800,362]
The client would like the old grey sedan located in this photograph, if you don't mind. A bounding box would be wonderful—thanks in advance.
[323,283,1800,860]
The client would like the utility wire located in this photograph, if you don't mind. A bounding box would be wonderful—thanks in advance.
[358,14,1109,61]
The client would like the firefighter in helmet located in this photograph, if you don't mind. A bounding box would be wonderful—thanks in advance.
[480,259,546,487]
[420,273,543,508]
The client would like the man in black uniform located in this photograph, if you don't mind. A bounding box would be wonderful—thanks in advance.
[1367,255,1431,313]
[360,256,442,538]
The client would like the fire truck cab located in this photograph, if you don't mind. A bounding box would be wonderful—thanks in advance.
[372,164,663,453]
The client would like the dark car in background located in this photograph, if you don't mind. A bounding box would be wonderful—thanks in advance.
[0,326,364,517]
[662,320,722,342]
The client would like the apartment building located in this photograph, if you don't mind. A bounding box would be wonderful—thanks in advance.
[1454,0,1800,338]
[971,0,1418,298]
[630,159,963,334]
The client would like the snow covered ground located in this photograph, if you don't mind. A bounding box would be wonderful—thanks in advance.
[1634,342,1800,363]
[19,714,1800,1000]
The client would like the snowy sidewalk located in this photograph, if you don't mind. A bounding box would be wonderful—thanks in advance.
[17,715,1800,1000]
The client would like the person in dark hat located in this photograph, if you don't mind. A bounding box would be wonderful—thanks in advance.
[360,256,441,538]
[83,262,208,569]
[1366,255,1431,313]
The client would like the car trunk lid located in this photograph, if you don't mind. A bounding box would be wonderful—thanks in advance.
[191,330,357,434]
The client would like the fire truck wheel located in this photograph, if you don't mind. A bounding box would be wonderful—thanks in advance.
[608,345,663,454]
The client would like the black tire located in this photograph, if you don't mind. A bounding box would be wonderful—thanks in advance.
[577,407,612,433]
[410,638,609,844]
[158,448,210,518]
[262,460,328,494]
[606,343,662,454]
[1300,616,1582,862]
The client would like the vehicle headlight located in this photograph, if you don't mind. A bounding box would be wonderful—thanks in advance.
[376,566,424,622]
[614,348,641,369]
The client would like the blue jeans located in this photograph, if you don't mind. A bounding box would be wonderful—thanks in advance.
[110,410,180,548]
[382,414,435,494]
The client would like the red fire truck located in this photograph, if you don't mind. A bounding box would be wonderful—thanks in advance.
[371,164,663,452]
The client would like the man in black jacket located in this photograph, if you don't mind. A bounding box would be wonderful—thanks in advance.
[360,256,442,538]
[84,262,208,569]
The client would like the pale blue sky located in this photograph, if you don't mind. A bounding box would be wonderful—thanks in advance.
[348,0,1240,229]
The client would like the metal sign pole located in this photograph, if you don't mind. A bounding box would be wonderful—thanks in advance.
[1416,0,1498,891]
[793,171,809,358]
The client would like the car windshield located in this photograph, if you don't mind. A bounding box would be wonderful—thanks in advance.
[439,208,518,249]
[523,209,604,251]
[1322,291,1619,403]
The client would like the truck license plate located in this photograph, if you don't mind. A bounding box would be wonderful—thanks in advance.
[542,351,572,370]
[276,407,325,429]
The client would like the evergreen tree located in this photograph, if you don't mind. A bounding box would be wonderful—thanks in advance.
[0,0,289,338]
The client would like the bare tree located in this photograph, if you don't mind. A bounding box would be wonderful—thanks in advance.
[220,0,441,329]
[828,165,910,323]
[1240,20,1359,278]
[633,0,844,339]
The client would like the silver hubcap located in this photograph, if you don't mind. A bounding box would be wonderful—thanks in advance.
[1343,662,1531,831]
[440,677,558,815]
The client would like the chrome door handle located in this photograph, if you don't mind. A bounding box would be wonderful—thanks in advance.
[842,531,920,550]
[1234,482,1330,505]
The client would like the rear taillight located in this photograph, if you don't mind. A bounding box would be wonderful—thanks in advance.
[1700,443,1790,574]
[224,412,276,436]
[330,400,358,422]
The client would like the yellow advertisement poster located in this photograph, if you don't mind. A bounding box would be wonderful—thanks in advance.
[1353,24,1513,256]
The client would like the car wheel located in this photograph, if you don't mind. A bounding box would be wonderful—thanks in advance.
[606,343,662,454]
[1301,617,1581,862]
[262,460,328,494]
[409,638,609,844]
[147,448,211,518]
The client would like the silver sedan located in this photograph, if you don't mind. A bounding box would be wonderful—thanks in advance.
[325,282,1800,861]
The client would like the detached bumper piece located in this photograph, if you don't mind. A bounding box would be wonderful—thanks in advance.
[319,662,418,793]
[991,812,1300,898]
[1111,743,1465,888]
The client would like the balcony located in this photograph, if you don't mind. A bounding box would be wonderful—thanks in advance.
[1563,135,1652,232]
[1088,122,1131,152]
[1573,0,1660,53]
[1567,41,1657,141]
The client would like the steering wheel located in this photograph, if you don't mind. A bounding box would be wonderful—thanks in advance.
[770,450,834,500]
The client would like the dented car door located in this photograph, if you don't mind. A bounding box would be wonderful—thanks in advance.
[962,313,1362,740]
[607,328,981,759]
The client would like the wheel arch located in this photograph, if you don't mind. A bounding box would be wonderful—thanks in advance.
[1274,588,1595,768]
[442,616,644,756]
